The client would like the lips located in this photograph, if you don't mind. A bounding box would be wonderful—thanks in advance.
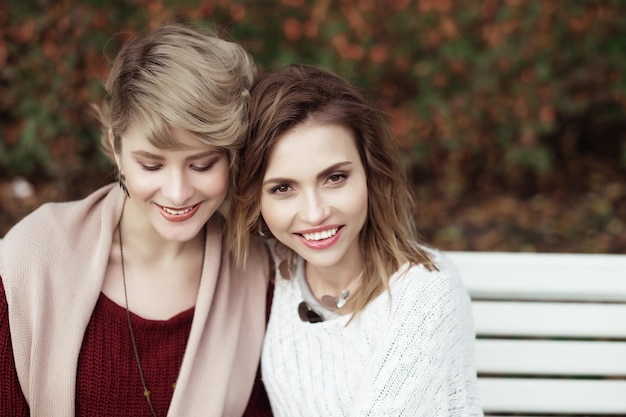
[156,202,201,222]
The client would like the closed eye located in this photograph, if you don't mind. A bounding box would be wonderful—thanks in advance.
[140,163,162,171]
[191,162,216,172]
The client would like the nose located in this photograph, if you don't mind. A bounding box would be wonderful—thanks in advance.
[162,169,194,206]
[299,189,330,225]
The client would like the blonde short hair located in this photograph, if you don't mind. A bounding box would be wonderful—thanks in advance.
[97,24,255,174]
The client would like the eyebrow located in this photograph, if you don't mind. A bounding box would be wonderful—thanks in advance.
[262,161,353,186]
[130,150,221,162]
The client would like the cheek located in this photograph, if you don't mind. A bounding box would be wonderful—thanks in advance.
[124,169,157,196]
[213,169,230,196]
[119,155,154,193]
[260,197,284,233]
[350,182,369,227]
[200,163,230,197]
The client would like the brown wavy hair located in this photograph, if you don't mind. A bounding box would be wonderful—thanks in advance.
[231,64,435,316]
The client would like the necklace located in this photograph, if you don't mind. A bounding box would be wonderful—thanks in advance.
[118,223,206,417]
[319,271,363,310]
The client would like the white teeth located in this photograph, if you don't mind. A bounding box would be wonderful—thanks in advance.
[302,227,338,241]
[162,206,192,215]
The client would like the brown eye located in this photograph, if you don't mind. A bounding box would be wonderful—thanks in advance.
[327,173,347,184]
[272,184,291,194]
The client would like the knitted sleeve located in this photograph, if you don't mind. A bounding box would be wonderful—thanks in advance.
[0,276,30,416]
[348,259,483,416]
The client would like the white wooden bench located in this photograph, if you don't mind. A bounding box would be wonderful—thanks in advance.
[448,251,626,417]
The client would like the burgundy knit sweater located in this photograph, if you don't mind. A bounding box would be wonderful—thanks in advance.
[0,278,272,416]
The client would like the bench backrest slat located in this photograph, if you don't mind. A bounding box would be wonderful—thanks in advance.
[476,339,626,375]
[478,378,626,414]
[473,300,626,337]
[450,251,626,301]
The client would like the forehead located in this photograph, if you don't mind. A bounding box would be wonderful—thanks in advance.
[264,122,361,176]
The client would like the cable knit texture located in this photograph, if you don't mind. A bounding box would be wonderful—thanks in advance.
[0,184,271,417]
[262,246,484,416]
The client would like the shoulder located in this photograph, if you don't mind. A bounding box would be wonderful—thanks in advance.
[0,199,78,266]
[393,247,463,293]
[2,184,116,247]
[389,247,470,319]
[0,184,119,277]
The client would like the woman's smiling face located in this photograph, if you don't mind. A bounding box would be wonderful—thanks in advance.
[260,121,368,271]
[117,125,229,242]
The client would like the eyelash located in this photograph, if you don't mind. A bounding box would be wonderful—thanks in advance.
[268,173,348,194]
[140,164,161,172]
[139,162,216,172]
[191,163,215,172]
[328,173,347,183]
[269,184,291,194]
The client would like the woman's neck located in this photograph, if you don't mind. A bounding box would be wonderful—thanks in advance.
[108,204,206,319]
[305,259,363,299]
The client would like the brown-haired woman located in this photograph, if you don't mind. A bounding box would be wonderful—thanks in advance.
[231,64,483,416]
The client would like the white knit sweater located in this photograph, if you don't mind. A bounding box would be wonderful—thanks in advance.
[262,247,483,416]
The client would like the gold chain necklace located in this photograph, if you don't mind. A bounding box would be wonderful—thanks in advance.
[117,222,206,417]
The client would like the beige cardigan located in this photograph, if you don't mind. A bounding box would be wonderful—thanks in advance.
[0,184,269,417]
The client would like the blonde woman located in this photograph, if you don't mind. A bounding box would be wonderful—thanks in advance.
[0,24,272,416]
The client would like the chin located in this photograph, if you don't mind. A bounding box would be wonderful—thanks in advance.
[159,222,206,243]
[301,253,344,269]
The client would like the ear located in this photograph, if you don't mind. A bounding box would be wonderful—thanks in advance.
[109,129,122,169]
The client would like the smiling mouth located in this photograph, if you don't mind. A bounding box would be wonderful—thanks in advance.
[301,227,339,241]
[158,203,198,215]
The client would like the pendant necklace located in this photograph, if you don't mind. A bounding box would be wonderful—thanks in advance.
[319,270,364,310]
[118,222,206,417]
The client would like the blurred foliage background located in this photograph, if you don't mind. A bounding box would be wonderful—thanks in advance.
[1,0,625,253]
